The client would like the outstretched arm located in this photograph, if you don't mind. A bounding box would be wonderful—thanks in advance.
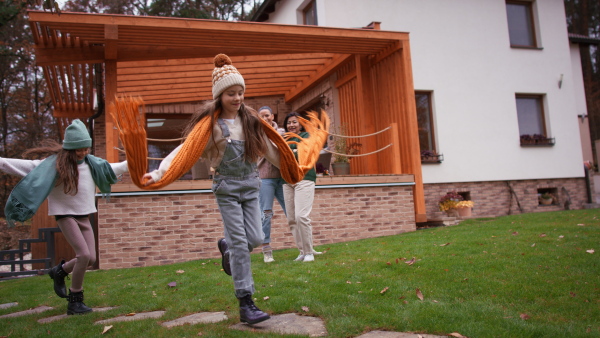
[0,158,42,177]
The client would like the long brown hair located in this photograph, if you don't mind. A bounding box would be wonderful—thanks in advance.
[22,139,80,195]
[183,98,266,163]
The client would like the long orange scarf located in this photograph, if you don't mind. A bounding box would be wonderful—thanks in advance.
[111,96,329,189]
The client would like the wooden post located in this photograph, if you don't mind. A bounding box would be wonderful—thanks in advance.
[104,25,119,162]
[390,122,402,174]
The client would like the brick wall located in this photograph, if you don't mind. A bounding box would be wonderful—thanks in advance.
[424,178,588,219]
[97,184,416,269]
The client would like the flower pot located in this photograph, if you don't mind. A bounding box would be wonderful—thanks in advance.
[332,162,350,175]
[457,206,472,217]
[540,198,553,205]
[445,208,459,217]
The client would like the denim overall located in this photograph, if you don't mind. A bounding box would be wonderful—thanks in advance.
[212,119,263,298]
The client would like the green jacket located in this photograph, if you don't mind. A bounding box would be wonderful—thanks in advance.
[287,131,316,183]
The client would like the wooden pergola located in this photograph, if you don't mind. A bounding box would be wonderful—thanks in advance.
[28,11,426,222]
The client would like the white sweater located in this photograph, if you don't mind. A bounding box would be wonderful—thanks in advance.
[150,115,280,182]
[0,157,128,216]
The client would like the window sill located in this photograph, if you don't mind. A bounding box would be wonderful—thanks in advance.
[520,138,555,147]
[510,45,543,50]
[421,153,443,164]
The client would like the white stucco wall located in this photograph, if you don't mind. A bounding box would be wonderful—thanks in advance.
[266,0,586,183]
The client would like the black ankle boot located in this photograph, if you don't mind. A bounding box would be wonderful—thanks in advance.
[67,290,93,315]
[217,238,232,276]
[48,260,68,298]
[238,295,270,324]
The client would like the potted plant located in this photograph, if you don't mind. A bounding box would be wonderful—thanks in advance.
[455,200,474,217]
[539,192,554,205]
[331,125,361,175]
[438,191,464,217]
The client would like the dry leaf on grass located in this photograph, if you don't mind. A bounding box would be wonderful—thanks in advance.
[586,249,595,254]
[449,332,467,338]
[520,313,530,320]
[168,282,176,288]
[531,243,536,247]
[176,270,185,274]
[263,296,270,300]
[380,287,389,294]
[416,288,424,301]
[301,306,309,312]
[126,313,136,316]
[539,233,547,237]
[405,257,416,265]
[101,325,113,334]
[439,242,450,246]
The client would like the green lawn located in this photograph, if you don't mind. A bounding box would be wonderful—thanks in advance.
[1,209,599,337]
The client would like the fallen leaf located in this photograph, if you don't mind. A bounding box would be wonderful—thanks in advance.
[558,235,564,239]
[395,258,399,264]
[540,233,547,237]
[449,333,466,338]
[126,313,136,316]
[577,223,585,226]
[101,325,113,334]
[263,296,270,300]
[531,243,536,247]
[520,313,530,320]
[512,232,519,235]
[301,306,309,312]
[386,262,391,265]
[380,287,389,294]
[405,257,416,265]
[152,291,157,297]
[416,288,424,301]
[570,292,576,297]
[346,281,352,284]
[586,249,595,254]
[439,243,450,246]
[176,270,185,274]
[168,282,177,288]
[433,300,438,303]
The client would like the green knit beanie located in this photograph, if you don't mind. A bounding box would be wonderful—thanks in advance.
[63,119,92,150]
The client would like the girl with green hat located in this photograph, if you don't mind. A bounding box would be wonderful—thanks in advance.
[1,119,128,315]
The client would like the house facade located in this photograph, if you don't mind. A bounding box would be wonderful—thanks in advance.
[253,0,592,218]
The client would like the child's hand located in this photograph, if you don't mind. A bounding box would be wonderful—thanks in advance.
[142,173,155,186]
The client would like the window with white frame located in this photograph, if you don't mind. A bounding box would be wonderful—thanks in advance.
[506,0,537,48]
[415,91,441,162]
[302,0,317,25]
[515,94,553,145]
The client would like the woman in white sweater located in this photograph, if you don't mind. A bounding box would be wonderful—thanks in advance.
[0,119,127,315]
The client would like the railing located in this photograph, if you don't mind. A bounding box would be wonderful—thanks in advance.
[0,227,61,278]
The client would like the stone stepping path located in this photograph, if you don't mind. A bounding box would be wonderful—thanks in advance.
[38,307,119,324]
[1,302,451,337]
[94,310,166,325]
[231,313,327,337]
[355,331,449,338]
[0,302,18,310]
[161,311,228,328]
[0,305,53,319]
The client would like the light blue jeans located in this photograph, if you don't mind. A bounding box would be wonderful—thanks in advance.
[259,178,286,244]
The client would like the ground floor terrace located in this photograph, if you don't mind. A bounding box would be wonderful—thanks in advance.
[94,175,587,270]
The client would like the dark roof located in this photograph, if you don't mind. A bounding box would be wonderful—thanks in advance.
[251,0,281,22]
[569,33,600,45]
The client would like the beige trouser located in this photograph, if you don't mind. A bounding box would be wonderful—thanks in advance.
[283,180,315,255]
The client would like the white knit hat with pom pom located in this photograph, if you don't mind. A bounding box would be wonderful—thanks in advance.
[212,54,245,99]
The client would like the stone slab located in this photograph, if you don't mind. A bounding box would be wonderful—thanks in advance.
[38,307,119,323]
[0,302,18,310]
[356,331,449,338]
[161,311,228,328]
[95,310,165,325]
[0,306,53,319]
[230,313,327,337]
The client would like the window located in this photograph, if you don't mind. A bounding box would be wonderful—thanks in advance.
[415,91,441,162]
[146,114,211,179]
[303,0,317,25]
[506,1,537,48]
[516,95,553,146]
